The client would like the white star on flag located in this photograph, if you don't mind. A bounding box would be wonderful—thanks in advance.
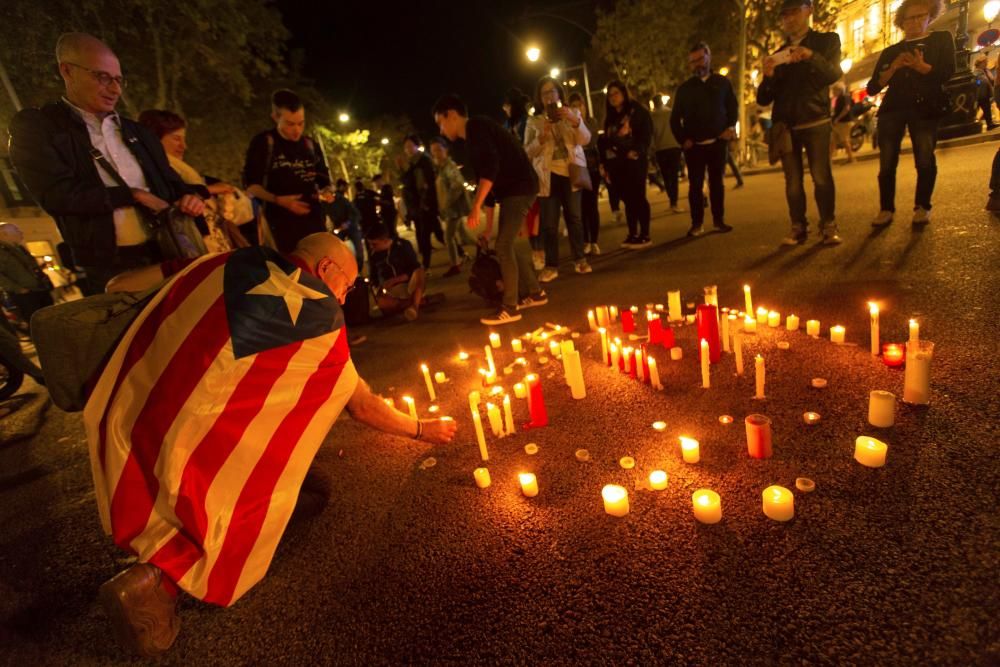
[246,262,328,325]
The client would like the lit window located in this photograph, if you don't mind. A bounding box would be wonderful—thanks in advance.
[852,18,866,55]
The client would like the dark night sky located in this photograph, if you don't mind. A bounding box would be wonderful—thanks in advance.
[275,0,597,132]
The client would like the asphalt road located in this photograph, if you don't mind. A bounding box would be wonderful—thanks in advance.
[2,140,999,665]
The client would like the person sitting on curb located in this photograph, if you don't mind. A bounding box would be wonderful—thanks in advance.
[365,223,440,321]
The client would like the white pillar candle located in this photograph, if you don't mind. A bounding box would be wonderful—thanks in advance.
[596,306,609,328]
[511,338,523,354]
[599,327,609,364]
[680,436,700,464]
[498,394,514,434]
[786,314,800,331]
[471,408,489,461]
[743,284,753,315]
[519,472,538,497]
[489,332,501,349]
[767,310,780,327]
[474,467,491,488]
[755,354,765,399]
[622,346,633,374]
[868,390,896,428]
[869,303,880,356]
[830,325,845,344]
[601,484,630,517]
[670,347,683,361]
[762,485,795,522]
[609,305,618,322]
[903,341,934,405]
[700,339,711,388]
[734,333,745,376]
[806,319,820,337]
[909,318,919,344]
[458,350,470,362]
[610,343,620,370]
[434,371,447,384]
[484,345,496,374]
[692,489,722,524]
[722,314,733,352]
[403,395,417,419]
[486,402,503,437]
[756,307,768,324]
[744,316,757,334]
[587,309,597,331]
[649,470,668,491]
[513,382,527,399]
[668,290,682,322]
[565,350,586,399]
[854,436,888,468]
[420,364,436,401]
[648,356,662,390]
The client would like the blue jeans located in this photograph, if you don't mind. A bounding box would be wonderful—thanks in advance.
[780,122,836,235]
[496,195,540,309]
[877,112,939,212]
[538,173,585,268]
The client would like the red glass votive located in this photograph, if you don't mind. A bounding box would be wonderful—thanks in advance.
[622,309,635,333]
[882,343,905,368]
[696,305,721,363]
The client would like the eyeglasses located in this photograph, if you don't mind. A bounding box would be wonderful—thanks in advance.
[902,12,929,22]
[324,258,356,294]
[63,62,127,89]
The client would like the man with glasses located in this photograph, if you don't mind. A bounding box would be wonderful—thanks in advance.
[9,32,204,292]
[757,0,844,246]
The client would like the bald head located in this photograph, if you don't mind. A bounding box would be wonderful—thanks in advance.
[293,233,358,304]
[57,32,122,115]
[56,32,114,64]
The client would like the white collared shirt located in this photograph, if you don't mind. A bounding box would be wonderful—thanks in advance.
[63,97,150,246]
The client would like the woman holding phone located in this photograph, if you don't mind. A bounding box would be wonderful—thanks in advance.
[524,76,592,283]
[601,79,653,248]
[866,0,954,227]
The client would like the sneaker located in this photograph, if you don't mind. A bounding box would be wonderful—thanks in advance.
[734,182,745,189]
[669,204,684,214]
[481,306,522,325]
[518,291,548,310]
[538,267,559,283]
[713,222,733,233]
[531,250,545,271]
[442,265,462,278]
[782,231,808,246]
[589,243,601,255]
[575,260,593,274]
[821,233,843,245]
[687,225,706,237]
[628,236,652,249]
[614,210,626,225]
[583,243,593,254]
[911,207,930,225]
[620,235,639,248]
[871,210,893,227]
[404,306,419,321]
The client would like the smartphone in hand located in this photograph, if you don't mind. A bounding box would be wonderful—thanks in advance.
[545,102,562,122]
[770,48,793,66]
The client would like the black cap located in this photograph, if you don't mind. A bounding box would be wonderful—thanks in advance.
[779,0,811,11]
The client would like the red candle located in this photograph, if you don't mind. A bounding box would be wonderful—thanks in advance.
[696,305,721,363]
[648,314,662,344]
[524,374,548,428]
[882,343,905,368]
[745,414,773,459]
[660,326,675,349]
[621,309,635,333]
[640,344,651,384]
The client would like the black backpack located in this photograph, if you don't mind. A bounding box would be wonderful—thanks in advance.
[468,247,504,306]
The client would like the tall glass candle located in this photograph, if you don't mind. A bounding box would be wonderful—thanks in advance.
[745,414,773,459]
[868,390,896,428]
[602,484,630,517]
[692,489,722,524]
[762,485,795,522]
[525,374,548,427]
[668,290,683,322]
[855,436,888,467]
[621,309,635,333]
[648,316,664,345]
[903,341,934,405]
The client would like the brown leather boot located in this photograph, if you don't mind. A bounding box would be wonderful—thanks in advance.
[98,563,180,657]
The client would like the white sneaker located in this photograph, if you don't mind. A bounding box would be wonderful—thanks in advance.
[912,207,930,225]
[531,250,545,271]
[575,260,592,274]
[590,243,601,255]
[583,243,593,255]
[871,210,893,227]
[538,267,559,283]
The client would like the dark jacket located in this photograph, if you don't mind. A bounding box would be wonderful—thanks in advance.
[671,73,738,144]
[401,152,438,219]
[602,100,653,162]
[8,100,196,266]
[866,31,956,116]
[757,30,843,127]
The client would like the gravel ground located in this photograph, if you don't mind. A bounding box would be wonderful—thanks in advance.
[1,141,998,666]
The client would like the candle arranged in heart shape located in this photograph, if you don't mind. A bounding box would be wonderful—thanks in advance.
[602,484,630,517]
[519,472,538,497]
[762,485,795,522]
[692,489,722,524]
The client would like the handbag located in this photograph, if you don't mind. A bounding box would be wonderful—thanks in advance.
[766,122,793,165]
[569,162,593,191]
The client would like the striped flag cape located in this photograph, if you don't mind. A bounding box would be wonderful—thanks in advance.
[84,247,359,607]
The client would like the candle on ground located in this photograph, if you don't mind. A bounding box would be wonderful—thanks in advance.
[519,472,539,497]
[609,305,619,322]
[903,341,934,405]
[704,285,718,307]
[596,306,610,328]
[803,411,822,425]
[622,346,634,375]
[610,343,620,370]
[756,307,768,324]
[909,318,919,345]
[882,343,905,367]
[648,315,664,345]
[420,364,436,401]
[512,338,524,353]
[469,390,481,412]
[489,332,501,349]
[869,302,880,356]
[786,314,800,331]
[806,319,820,337]
[587,309,597,331]
[744,316,757,334]
[403,395,417,419]
[868,390,896,427]
[599,327,609,364]
[855,436,888,467]
[755,354,765,399]
[743,284,753,314]
[602,485,630,517]
[680,436,701,463]
[634,348,646,382]
[670,346,683,361]
[565,350,586,399]
[525,374,548,427]
[502,394,516,434]
[484,345,496,374]
[745,414,773,459]
[458,350,470,362]
[474,467,491,488]
[700,339,711,388]
[768,310,781,328]
[734,332,744,375]
[692,489,722,524]
[486,402,503,436]
[652,420,667,431]
[762,485,795,522]
[696,305,721,362]
[549,340,561,358]
[830,325,846,344]
[471,408,489,461]
[668,290,683,322]
[648,356,663,389]
[649,470,669,491]
[622,308,635,333]
[723,314,735,352]
[434,371,447,384]
[384,397,395,409]
[514,382,527,399]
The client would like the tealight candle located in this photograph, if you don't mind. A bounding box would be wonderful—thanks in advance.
[649,470,668,491]
[745,414,773,459]
[421,364,436,401]
[665,346,681,362]
[756,307,768,324]
[830,325,846,344]
[692,489,722,524]
[680,436,700,464]
[786,314,800,331]
[549,340,561,358]
[668,290,683,322]
[868,302,880,356]
[514,382,527,399]
[768,310,780,328]
[489,333,501,349]
[474,467,491,489]
[403,395,417,419]
[882,343,905,367]
[434,371,447,384]
[602,484,630,517]
[743,284,753,314]
[806,319,820,337]
[700,339,711,388]
[744,316,757,334]
[803,411,822,425]
[854,436,888,468]
[511,339,524,353]
[719,415,734,424]
[762,485,795,522]
[868,390,896,428]
[587,309,597,331]
[652,420,667,431]
[519,472,539,497]
[903,341,934,405]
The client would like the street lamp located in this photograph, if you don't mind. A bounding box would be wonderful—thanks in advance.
[380,137,389,145]
[338,112,350,123]
[719,67,730,76]
[550,67,561,78]
[986,1,1000,23]
[840,58,853,76]
[660,94,670,106]
[568,78,578,87]
[526,46,541,62]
